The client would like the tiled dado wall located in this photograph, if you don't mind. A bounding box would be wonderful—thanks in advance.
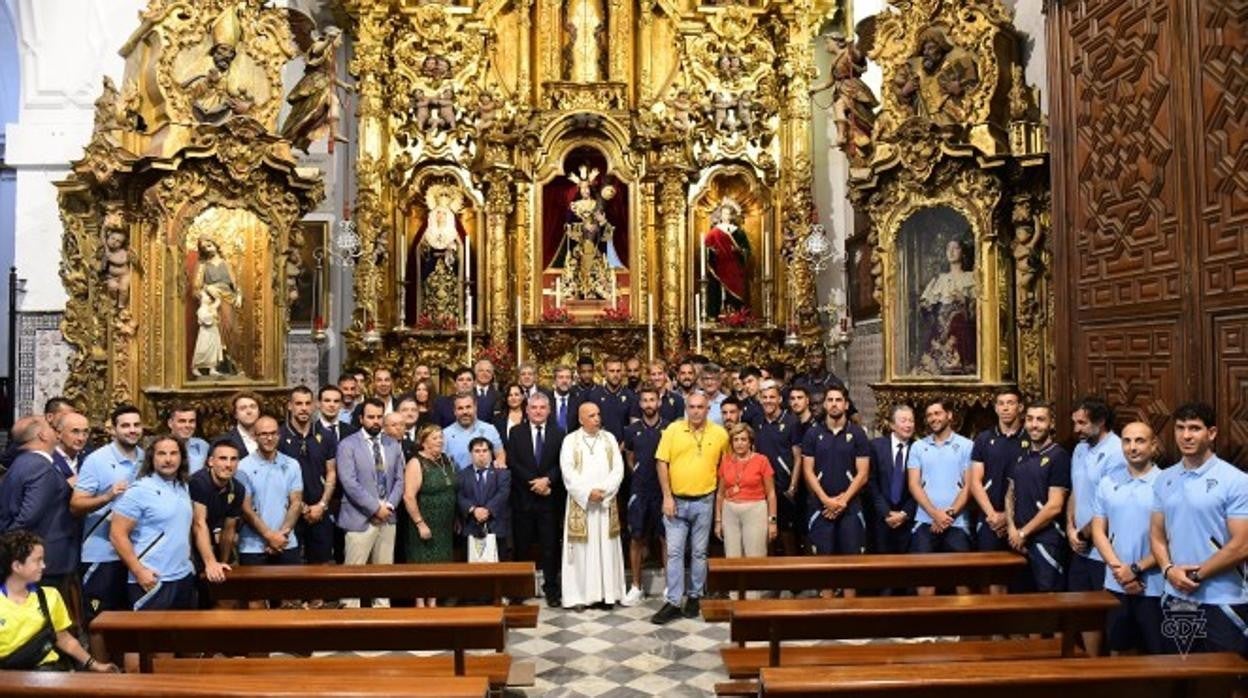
[846,319,882,431]
[14,312,325,419]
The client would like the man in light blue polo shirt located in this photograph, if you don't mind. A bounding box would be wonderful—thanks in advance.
[236,416,304,572]
[1091,422,1164,654]
[71,404,144,634]
[110,435,195,611]
[1151,402,1248,656]
[167,405,209,474]
[907,400,972,593]
[1068,397,1127,656]
[442,394,503,470]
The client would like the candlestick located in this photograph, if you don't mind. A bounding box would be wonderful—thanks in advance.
[764,227,772,278]
[464,234,472,283]
[610,274,617,308]
[694,295,703,354]
[466,293,474,364]
[700,233,708,280]
[555,278,562,309]
[515,295,523,363]
[647,295,654,363]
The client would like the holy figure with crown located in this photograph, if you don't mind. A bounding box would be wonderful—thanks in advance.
[549,165,624,301]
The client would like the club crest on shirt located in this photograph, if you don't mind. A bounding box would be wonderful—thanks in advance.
[846,433,853,442]
[1021,440,1030,448]
[315,433,322,443]
[1207,479,1218,493]
[1040,457,1050,467]
[227,493,235,505]
[990,438,996,446]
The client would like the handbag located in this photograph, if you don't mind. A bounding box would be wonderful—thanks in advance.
[468,523,499,564]
[0,588,59,671]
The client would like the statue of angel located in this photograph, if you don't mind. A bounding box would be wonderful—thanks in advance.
[280,11,353,153]
[810,26,879,166]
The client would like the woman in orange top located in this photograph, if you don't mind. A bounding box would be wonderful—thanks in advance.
[714,423,777,563]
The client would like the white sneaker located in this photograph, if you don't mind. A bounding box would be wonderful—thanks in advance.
[620,585,644,607]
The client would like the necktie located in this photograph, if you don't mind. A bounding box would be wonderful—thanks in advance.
[476,469,487,502]
[535,425,545,463]
[890,442,905,505]
[557,397,568,431]
[372,437,386,497]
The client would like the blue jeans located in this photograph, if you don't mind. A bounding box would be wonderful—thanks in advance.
[662,493,714,606]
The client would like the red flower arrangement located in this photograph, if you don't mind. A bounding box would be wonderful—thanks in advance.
[718,307,757,328]
[413,313,458,331]
[476,344,512,367]
[601,304,631,322]
[541,306,573,324]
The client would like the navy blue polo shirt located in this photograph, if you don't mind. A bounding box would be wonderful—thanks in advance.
[970,427,1027,510]
[632,391,685,424]
[802,421,870,510]
[622,417,669,492]
[756,410,800,489]
[278,422,336,506]
[741,397,763,428]
[793,416,815,444]
[1008,441,1071,545]
[589,385,638,442]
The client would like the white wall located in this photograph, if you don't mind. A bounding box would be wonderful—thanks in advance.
[6,0,144,312]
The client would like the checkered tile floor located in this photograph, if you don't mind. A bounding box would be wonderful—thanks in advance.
[506,597,730,697]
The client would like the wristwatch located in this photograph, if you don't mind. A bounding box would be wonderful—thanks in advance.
[768,515,777,523]
[1188,569,1203,583]
[1130,563,1143,578]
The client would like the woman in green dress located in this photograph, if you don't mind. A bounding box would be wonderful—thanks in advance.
[402,423,458,607]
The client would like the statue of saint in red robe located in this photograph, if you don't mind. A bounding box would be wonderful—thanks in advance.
[704,198,749,318]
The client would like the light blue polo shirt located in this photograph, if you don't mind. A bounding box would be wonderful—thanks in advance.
[75,443,144,563]
[235,451,303,554]
[707,393,727,426]
[1072,432,1128,561]
[185,437,209,475]
[1092,465,1163,596]
[1152,455,1248,605]
[442,421,502,470]
[113,475,194,583]
[907,432,973,532]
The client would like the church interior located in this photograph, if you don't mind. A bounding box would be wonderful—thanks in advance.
[0,0,1245,695]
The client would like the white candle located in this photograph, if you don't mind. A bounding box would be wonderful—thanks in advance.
[555,278,563,309]
[610,274,617,307]
[764,227,772,278]
[701,234,708,280]
[516,295,523,363]
[466,293,474,363]
[464,235,472,283]
[647,295,654,363]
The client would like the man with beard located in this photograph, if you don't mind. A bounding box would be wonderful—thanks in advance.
[587,358,637,443]
[280,387,337,566]
[337,374,361,423]
[788,386,815,442]
[1006,402,1071,592]
[551,366,582,434]
[625,357,643,392]
[969,388,1026,562]
[433,367,476,428]
[336,400,405,607]
[71,405,144,642]
[621,386,669,606]
[907,401,973,594]
[755,383,803,557]
[637,360,684,423]
[574,355,598,397]
[189,440,244,603]
[443,394,505,471]
[802,386,870,570]
[673,360,699,400]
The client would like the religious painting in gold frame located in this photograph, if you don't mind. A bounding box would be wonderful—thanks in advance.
[689,167,772,325]
[290,220,330,331]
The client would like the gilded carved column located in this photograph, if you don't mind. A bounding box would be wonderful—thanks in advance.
[517,0,533,102]
[349,9,390,335]
[638,0,654,103]
[657,170,687,354]
[777,4,819,342]
[484,171,514,345]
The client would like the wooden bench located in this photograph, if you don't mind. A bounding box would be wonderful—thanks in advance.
[757,654,1248,697]
[91,607,505,674]
[0,672,489,697]
[720,637,1068,678]
[152,655,513,691]
[703,552,1026,621]
[730,592,1118,668]
[210,562,540,628]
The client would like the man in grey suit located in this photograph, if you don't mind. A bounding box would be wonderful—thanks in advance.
[336,398,404,607]
[0,415,79,591]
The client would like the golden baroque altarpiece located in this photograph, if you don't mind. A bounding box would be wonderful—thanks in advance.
[845,0,1052,428]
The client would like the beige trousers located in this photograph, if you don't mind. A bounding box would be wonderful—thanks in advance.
[723,499,768,558]
[342,522,396,608]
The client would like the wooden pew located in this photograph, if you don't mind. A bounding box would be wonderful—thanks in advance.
[703,552,1026,621]
[210,562,540,628]
[0,672,489,697]
[720,637,1069,679]
[730,592,1118,669]
[757,654,1248,697]
[152,655,512,691]
[91,607,505,674]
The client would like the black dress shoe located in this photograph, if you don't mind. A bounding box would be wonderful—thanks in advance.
[682,597,700,619]
[650,602,683,625]
[546,596,562,609]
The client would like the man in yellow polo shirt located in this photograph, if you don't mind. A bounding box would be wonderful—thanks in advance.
[651,391,729,624]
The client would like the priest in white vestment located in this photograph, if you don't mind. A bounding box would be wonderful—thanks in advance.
[560,402,627,608]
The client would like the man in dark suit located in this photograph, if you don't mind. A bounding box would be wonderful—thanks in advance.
[550,366,582,434]
[868,404,918,558]
[0,416,79,591]
[472,359,500,421]
[51,412,91,483]
[1,397,77,476]
[458,437,512,560]
[507,392,565,606]
[433,367,477,428]
[220,391,262,457]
